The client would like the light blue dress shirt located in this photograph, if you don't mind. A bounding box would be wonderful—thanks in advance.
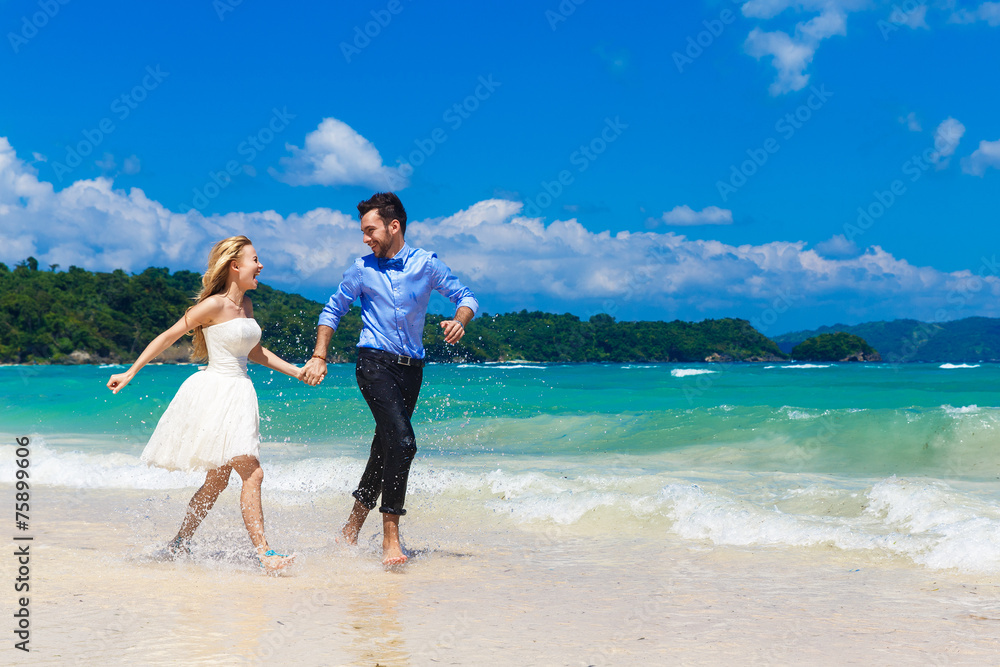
[318,244,479,359]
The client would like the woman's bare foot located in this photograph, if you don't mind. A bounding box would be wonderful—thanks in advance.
[257,549,297,573]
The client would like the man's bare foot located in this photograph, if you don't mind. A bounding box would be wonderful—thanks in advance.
[382,543,408,567]
[382,512,407,567]
[339,523,360,545]
[257,549,297,573]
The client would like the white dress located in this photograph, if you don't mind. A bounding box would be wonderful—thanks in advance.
[141,318,262,472]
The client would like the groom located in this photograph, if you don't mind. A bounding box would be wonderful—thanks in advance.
[302,192,478,565]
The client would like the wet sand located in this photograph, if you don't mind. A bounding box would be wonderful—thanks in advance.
[4,486,1000,666]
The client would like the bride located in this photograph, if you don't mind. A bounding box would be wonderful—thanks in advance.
[107,236,300,573]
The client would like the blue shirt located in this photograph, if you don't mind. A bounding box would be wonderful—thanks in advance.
[318,244,479,359]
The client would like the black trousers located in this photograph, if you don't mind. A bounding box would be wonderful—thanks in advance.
[352,347,423,515]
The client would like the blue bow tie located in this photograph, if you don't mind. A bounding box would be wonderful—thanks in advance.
[380,256,404,270]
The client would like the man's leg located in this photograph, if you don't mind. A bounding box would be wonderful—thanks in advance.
[351,351,422,563]
[376,364,422,565]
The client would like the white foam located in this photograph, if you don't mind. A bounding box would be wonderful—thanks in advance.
[942,404,980,416]
[940,363,980,369]
[670,369,718,377]
[779,406,818,420]
[656,476,1000,574]
[779,364,832,369]
[6,441,1000,574]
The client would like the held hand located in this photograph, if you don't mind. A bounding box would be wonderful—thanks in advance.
[107,372,133,394]
[440,319,465,344]
[302,357,327,386]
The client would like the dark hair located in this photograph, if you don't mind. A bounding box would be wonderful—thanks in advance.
[357,192,407,236]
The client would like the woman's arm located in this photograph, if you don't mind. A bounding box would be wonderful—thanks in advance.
[106,298,223,394]
[248,344,303,379]
[244,298,303,379]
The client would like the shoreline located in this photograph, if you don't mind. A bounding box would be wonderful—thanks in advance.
[6,486,1000,665]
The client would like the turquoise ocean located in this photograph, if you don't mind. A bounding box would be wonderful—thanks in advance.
[3,361,1000,573]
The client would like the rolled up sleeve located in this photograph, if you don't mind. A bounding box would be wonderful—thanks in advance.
[430,254,479,316]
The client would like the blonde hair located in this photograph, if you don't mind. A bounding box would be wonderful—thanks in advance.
[189,235,253,360]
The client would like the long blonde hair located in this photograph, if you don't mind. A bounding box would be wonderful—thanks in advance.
[189,235,253,360]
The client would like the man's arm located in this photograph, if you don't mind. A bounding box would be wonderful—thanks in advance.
[429,254,478,345]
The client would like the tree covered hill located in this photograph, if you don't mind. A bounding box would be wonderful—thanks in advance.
[790,332,881,362]
[0,259,787,364]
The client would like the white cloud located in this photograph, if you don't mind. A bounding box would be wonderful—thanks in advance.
[2,135,1000,324]
[95,152,116,172]
[123,155,141,175]
[900,111,921,132]
[814,234,860,259]
[743,7,848,95]
[961,139,1000,176]
[661,205,733,226]
[889,3,929,29]
[948,2,1000,26]
[270,117,409,190]
[930,117,965,167]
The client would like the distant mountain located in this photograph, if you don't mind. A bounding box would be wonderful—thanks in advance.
[773,317,1000,363]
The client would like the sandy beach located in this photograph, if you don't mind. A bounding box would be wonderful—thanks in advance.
[4,484,999,666]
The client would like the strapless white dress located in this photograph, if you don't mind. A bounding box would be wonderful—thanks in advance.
[141,318,262,472]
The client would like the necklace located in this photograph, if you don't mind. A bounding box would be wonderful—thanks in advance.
[223,292,243,309]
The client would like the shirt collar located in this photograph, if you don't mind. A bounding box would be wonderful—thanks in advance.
[378,243,410,269]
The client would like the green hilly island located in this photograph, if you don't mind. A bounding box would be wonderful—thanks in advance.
[0,259,787,364]
[791,332,882,362]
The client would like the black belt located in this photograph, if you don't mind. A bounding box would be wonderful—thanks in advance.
[358,347,425,367]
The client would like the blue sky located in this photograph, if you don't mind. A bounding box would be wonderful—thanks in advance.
[1,0,999,333]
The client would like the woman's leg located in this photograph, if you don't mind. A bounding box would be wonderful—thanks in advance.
[230,455,295,572]
[171,465,232,547]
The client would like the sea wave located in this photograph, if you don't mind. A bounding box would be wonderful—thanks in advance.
[456,364,547,369]
[940,363,980,369]
[670,369,718,377]
[942,404,980,416]
[5,441,1000,573]
[776,364,832,369]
